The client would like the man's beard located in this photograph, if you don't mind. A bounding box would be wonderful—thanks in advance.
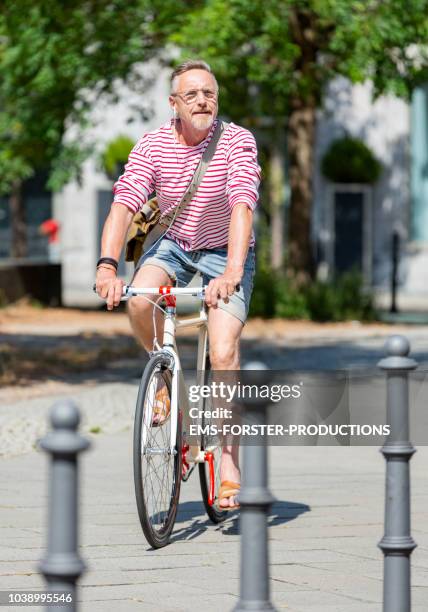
[191,112,214,131]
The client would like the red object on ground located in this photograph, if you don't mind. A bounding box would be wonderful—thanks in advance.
[39,219,60,243]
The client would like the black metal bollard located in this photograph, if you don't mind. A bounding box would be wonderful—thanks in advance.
[38,400,90,612]
[233,362,277,612]
[378,336,417,612]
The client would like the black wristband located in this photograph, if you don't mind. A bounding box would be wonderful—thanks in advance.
[97,257,118,270]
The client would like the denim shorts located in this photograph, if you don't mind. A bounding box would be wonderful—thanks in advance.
[135,238,256,323]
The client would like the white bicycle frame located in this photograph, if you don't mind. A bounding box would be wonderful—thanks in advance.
[122,284,210,464]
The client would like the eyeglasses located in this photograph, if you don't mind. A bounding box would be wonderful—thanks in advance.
[171,88,218,105]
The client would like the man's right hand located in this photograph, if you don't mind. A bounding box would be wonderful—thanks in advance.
[95,267,125,310]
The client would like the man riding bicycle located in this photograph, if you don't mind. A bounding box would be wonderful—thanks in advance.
[95,59,261,510]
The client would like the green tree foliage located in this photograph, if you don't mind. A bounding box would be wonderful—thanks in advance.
[101,135,135,180]
[0,0,194,255]
[2,3,131,191]
[171,0,428,278]
[321,137,382,184]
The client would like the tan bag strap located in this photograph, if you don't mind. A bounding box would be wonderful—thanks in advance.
[141,120,228,226]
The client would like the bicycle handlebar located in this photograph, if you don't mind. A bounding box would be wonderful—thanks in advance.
[92,283,240,299]
[123,285,207,298]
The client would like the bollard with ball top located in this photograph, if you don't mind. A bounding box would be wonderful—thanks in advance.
[38,400,90,612]
[378,335,417,612]
[233,361,277,612]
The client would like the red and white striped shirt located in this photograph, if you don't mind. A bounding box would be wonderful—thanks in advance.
[113,119,261,251]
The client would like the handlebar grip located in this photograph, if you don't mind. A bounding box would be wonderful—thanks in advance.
[235,283,241,292]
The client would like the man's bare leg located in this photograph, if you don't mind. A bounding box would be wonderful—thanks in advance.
[128,264,175,424]
[208,307,243,508]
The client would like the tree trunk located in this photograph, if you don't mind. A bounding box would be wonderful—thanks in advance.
[287,98,316,282]
[268,130,286,271]
[9,179,27,258]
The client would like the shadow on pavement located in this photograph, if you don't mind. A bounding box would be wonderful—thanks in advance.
[2,328,428,387]
[169,499,310,543]
[0,332,199,386]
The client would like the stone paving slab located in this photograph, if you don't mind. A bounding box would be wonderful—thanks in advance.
[1,431,427,611]
[0,382,138,457]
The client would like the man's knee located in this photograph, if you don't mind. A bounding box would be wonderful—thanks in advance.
[127,296,152,322]
[210,341,239,369]
[127,263,172,324]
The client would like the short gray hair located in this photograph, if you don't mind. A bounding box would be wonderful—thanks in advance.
[170,59,218,93]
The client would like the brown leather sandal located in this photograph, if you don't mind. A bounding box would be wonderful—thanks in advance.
[216,480,241,511]
[151,386,171,426]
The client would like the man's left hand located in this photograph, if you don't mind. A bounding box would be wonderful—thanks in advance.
[205,268,242,308]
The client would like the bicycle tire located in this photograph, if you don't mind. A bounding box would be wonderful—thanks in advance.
[198,357,227,523]
[133,352,182,548]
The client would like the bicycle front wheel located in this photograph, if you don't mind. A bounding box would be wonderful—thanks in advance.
[133,352,182,548]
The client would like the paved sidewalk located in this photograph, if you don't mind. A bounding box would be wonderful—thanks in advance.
[1,324,428,610]
[1,432,428,611]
